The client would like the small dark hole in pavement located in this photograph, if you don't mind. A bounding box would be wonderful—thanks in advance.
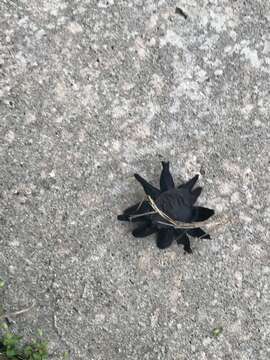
[62,212,68,221]
[175,7,188,19]
[200,167,206,175]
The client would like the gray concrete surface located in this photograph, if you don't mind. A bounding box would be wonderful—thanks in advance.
[0,0,269,359]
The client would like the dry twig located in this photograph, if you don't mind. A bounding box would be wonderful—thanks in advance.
[0,302,36,320]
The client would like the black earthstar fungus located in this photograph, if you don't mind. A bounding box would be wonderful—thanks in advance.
[118,162,215,253]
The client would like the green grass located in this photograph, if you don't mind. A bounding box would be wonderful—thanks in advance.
[0,325,48,360]
[0,278,48,360]
[211,326,223,337]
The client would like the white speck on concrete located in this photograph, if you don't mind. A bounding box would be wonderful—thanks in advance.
[55,82,67,101]
[262,39,270,54]
[95,313,105,323]
[241,47,261,68]
[203,337,212,347]
[49,170,56,178]
[146,14,158,31]
[234,271,243,287]
[35,29,46,40]
[97,0,114,8]
[5,130,15,143]
[134,37,147,60]
[67,22,83,34]
[219,182,235,196]
[160,30,185,49]
[112,140,121,152]
[231,192,240,204]
[240,103,254,119]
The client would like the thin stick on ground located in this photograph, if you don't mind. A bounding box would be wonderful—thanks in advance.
[147,195,230,231]
[129,211,156,221]
[0,301,36,320]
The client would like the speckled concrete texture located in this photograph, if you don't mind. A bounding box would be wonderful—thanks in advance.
[0,0,269,359]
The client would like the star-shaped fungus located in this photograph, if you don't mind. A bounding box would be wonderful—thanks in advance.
[118,162,215,253]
